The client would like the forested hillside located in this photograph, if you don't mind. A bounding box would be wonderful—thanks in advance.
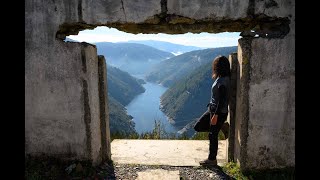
[160,62,213,128]
[107,65,145,106]
[107,65,145,135]
[145,46,237,87]
[108,96,136,135]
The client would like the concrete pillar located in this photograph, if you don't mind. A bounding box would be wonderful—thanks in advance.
[235,34,295,171]
[98,55,111,161]
[227,53,238,162]
[234,38,251,170]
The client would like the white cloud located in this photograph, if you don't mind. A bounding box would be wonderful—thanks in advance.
[68,27,240,48]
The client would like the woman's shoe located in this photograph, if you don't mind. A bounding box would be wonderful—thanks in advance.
[199,159,217,166]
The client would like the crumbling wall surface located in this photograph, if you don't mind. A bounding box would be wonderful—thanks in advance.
[25,41,88,159]
[167,0,294,19]
[246,31,295,170]
[25,0,161,164]
[234,38,252,169]
[80,0,161,23]
[25,0,294,166]
[227,53,238,162]
[254,0,294,17]
[167,0,249,19]
[82,43,104,165]
[25,0,113,164]
[98,56,111,161]
[235,19,295,170]
[233,0,295,171]
[51,0,293,36]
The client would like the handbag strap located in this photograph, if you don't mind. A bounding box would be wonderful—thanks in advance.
[209,77,220,126]
[209,101,219,126]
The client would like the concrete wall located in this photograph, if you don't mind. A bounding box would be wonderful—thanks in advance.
[25,0,294,168]
[248,33,295,170]
[25,0,116,165]
[25,38,110,164]
[167,0,249,20]
[235,20,295,170]
[25,38,104,164]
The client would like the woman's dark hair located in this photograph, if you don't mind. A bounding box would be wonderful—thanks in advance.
[212,55,231,79]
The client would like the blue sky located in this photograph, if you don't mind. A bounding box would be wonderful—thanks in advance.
[68,27,241,48]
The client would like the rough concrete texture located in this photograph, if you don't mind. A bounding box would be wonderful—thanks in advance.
[246,33,295,170]
[49,0,293,36]
[84,43,103,165]
[235,20,295,170]
[98,56,111,161]
[27,40,106,164]
[25,41,89,160]
[25,39,109,165]
[111,140,227,166]
[79,0,161,24]
[167,0,249,20]
[227,53,238,162]
[136,169,180,180]
[24,0,164,165]
[234,38,252,169]
[254,0,295,18]
[26,0,295,168]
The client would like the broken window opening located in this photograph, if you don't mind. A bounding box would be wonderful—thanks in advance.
[65,26,240,140]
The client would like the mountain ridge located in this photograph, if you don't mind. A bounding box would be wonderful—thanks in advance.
[126,40,203,54]
[95,42,174,75]
[145,46,237,87]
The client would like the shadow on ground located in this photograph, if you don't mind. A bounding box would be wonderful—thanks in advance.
[25,155,116,179]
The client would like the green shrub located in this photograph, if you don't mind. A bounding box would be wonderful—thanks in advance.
[222,162,249,180]
[192,130,225,140]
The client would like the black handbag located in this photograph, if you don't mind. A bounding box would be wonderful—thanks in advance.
[194,101,219,132]
[193,112,211,132]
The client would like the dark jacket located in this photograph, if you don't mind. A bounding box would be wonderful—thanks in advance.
[193,76,230,132]
[208,76,230,115]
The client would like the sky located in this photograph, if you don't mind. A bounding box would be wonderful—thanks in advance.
[68,27,241,48]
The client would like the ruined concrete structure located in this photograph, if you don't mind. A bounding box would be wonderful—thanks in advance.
[25,0,295,170]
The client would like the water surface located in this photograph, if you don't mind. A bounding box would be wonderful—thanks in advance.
[126,80,177,134]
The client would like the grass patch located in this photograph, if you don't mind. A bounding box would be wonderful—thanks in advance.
[222,162,249,180]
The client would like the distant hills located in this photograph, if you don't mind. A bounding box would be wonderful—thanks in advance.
[127,40,203,55]
[107,65,145,106]
[95,42,174,75]
[145,46,237,87]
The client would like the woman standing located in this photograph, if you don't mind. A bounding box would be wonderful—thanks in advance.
[194,55,230,166]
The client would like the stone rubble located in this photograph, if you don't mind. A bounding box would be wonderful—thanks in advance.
[98,163,233,180]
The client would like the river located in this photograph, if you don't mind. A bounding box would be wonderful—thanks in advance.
[125,79,178,134]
